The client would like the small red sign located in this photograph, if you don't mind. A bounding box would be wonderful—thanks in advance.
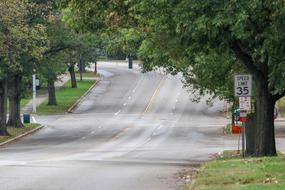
[240,117,248,122]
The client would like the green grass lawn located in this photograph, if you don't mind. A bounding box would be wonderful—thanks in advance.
[37,80,96,115]
[189,151,285,190]
[0,123,41,143]
[224,123,232,134]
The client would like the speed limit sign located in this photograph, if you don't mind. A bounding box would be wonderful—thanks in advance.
[235,75,252,97]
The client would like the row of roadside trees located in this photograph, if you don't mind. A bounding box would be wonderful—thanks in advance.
[0,0,104,135]
[59,0,285,157]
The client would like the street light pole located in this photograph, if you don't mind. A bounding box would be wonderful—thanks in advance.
[32,74,36,113]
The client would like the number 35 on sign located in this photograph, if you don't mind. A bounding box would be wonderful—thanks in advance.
[235,75,252,97]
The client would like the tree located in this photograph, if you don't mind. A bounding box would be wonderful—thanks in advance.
[77,33,102,78]
[135,0,285,156]
[101,28,142,59]
[0,0,47,131]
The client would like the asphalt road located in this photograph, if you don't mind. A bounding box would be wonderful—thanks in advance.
[0,62,241,190]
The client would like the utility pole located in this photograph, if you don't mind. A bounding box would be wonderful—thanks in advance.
[128,54,133,69]
[32,74,36,113]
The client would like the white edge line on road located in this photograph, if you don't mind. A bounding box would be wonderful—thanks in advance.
[115,110,121,116]
[132,76,143,93]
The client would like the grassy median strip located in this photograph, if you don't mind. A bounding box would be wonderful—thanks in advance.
[0,123,41,143]
[75,71,99,78]
[37,80,95,115]
[189,151,285,190]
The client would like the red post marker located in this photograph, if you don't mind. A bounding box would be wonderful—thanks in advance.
[232,124,241,134]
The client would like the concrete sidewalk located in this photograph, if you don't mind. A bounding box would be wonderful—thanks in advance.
[21,74,70,114]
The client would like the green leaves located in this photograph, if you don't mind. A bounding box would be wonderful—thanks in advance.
[0,0,49,77]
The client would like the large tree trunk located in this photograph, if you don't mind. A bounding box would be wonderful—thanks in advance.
[0,79,10,136]
[47,79,57,106]
[253,79,276,156]
[231,41,277,156]
[94,61,97,74]
[7,75,24,128]
[245,112,257,155]
[79,54,83,81]
[82,59,86,73]
[68,65,77,88]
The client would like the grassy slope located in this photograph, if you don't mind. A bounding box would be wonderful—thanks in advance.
[37,80,95,115]
[0,123,40,143]
[189,151,285,190]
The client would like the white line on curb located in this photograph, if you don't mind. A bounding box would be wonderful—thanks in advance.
[31,116,37,123]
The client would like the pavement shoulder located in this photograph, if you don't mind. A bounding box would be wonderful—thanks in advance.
[67,79,101,113]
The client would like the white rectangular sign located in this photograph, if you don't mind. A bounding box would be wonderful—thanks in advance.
[35,79,40,87]
[235,75,252,97]
[239,97,251,111]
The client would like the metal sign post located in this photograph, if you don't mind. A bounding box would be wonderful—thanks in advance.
[242,122,245,157]
[240,111,247,157]
[235,74,252,158]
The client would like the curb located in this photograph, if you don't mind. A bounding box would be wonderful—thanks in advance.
[276,118,285,122]
[67,79,100,113]
[0,125,45,147]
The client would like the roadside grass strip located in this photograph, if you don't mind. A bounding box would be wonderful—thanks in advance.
[223,124,232,134]
[189,151,285,190]
[0,123,40,143]
[37,80,95,115]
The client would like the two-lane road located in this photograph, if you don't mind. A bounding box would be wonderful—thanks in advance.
[0,62,237,190]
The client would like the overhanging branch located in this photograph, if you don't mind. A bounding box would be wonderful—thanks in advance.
[230,40,265,79]
[43,44,78,56]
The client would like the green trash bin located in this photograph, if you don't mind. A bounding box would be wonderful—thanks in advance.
[23,114,30,124]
